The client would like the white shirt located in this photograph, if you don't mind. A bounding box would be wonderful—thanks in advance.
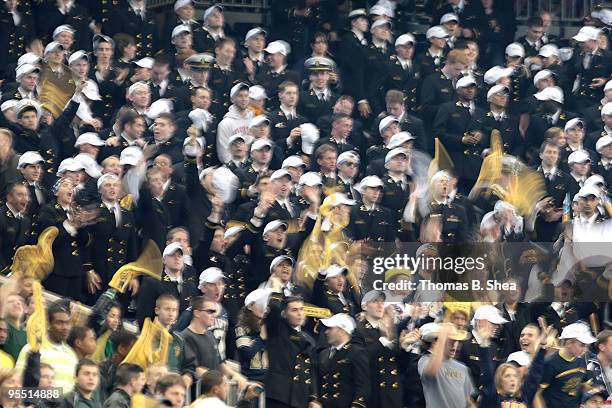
[280,105,297,120]
[397,56,412,70]
[102,200,121,226]
[6,203,24,219]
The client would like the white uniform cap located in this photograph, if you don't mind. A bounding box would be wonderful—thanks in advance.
[147,99,173,120]
[270,169,291,181]
[505,42,525,58]
[534,86,564,104]
[119,146,143,166]
[224,226,244,240]
[584,174,605,188]
[567,150,591,164]
[17,151,44,169]
[16,64,40,80]
[228,134,247,145]
[249,115,270,128]
[471,304,509,326]
[174,0,193,12]
[68,50,89,65]
[559,322,596,344]
[483,66,514,85]
[507,351,531,367]
[320,313,356,334]
[245,27,267,42]
[230,82,250,98]
[564,118,584,132]
[486,84,509,101]
[134,57,154,69]
[128,81,150,95]
[96,172,119,189]
[538,44,560,58]
[264,40,291,56]
[250,138,272,151]
[440,12,459,24]
[379,116,399,133]
[455,75,477,89]
[323,193,356,208]
[323,264,349,279]
[52,24,75,39]
[17,52,41,68]
[533,69,554,86]
[426,26,449,39]
[356,175,384,193]
[387,132,415,149]
[605,79,612,92]
[370,4,393,17]
[163,242,183,257]
[299,172,323,187]
[203,4,223,21]
[282,155,306,169]
[75,153,103,178]
[385,147,408,164]
[371,19,392,30]
[199,267,226,286]
[300,123,319,154]
[337,151,360,166]
[82,79,102,101]
[596,135,612,152]
[602,102,612,117]
[577,185,600,198]
[244,288,272,309]
[263,220,288,236]
[395,33,415,46]
[1,100,18,112]
[75,132,105,147]
[57,158,84,175]
[248,85,267,101]
[269,255,294,272]
[573,26,601,42]
[171,24,192,38]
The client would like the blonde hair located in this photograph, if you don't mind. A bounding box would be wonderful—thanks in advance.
[495,363,521,395]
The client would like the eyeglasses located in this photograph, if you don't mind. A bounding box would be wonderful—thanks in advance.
[343,162,359,168]
[196,308,217,314]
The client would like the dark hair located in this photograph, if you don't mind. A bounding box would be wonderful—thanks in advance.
[155,373,185,394]
[67,326,94,349]
[190,296,216,311]
[331,112,351,124]
[119,109,143,131]
[310,32,328,45]
[281,295,304,311]
[115,363,144,386]
[110,329,138,348]
[528,17,544,27]
[385,89,405,106]
[237,306,262,333]
[539,139,560,154]
[156,112,175,124]
[200,370,224,395]
[215,37,236,50]
[113,33,136,59]
[75,358,99,376]
[154,55,171,68]
[192,86,212,98]
[47,301,70,323]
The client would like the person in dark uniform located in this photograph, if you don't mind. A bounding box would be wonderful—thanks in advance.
[349,175,396,244]
[516,17,545,60]
[0,0,34,78]
[481,84,523,156]
[264,279,318,408]
[595,135,612,186]
[336,9,371,119]
[298,56,339,123]
[311,264,361,317]
[161,0,201,54]
[571,25,612,109]
[17,151,49,218]
[235,27,267,81]
[103,0,157,58]
[380,148,412,241]
[384,34,420,116]
[192,4,233,55]
[84,173,138,304]
[432,75,485,193]
[364,19,393,115]
[210,38,243,117]
[317,313,370,408]
[0,183,31,273]
[424,170,469,243]
[353,290,402,408]
[560,118,597,169]
[419,49,467,150]
[566,150,593,200]
[268,81,308,153]
[136,242,200,328]
[35,1,91,51]
[255,41,301,109]
[333,151,360,201]
[416,26,448,80]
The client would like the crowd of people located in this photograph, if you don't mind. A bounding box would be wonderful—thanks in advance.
[1,0,612,407]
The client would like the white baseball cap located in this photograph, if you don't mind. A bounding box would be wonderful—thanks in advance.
[323,264,348,278]
[282,155,306,169]
[96,172,119,189]
[17,52,41,68]
[379,116,399,133]
[245,27,267,42]
[249,85,267,101]
[163,242,184,257]
[505,42,525,58]
[361,290,386,305]
[440,12,459,24]
[567,150,591,164]
[230,82,250,98]
[387,132,415,149]
[75,132,105,147]
[385,147,408,164]
[371,19,392,30]
[455,75,477,89]
[199,267,226,286]
[251,138,272,151]
[52,24,75,39]
[134,57,154,69]
[564,118,584,132]
[605,80,612,92]
[323,193,356,208]
[57,158,84,175]
[244,288,271,309]
[585,174,605,188]
[16,63,40,80]
[270,169,291,181]
[75,153,102,178]
[534,86,564,104]
[573,26,601,42]
[263,220,288,236]
[300,123,319,154]
[299,172,322,187]
[426,25,448,39]
[269,255,294,272]
[596,135,612,152]
[533,69,554,86]
[320,313,356,334]
[264,40,291,56]
[559,322,596,344]
[128,81,150,95]
[82,79,102,101]
[538,44,560,58]
[203,4,223,21]
[174,0,193,11]
[357,175,384,193]
[171,24,192,38]
[0,100,18,112]
[507,351,531,367]
[337,151,360,166]
[17,151,44,169]
[68,50,89,65]
[471,304,508,326]
[44,41,64,56]
[484,66,514,85]
[577,185,600,198]
[119,146,143,166]
[369,4,393,17]
[602,102,612,117]
[228,134,247,145]
[486,84,509,101]
[395,33,415,46]
[224,226,244,239]
[249,115,270,128]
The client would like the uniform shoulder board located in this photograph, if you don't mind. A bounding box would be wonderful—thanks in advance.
[120,194,133,210]
[303,304,332,318]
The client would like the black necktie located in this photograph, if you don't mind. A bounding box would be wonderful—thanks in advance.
[109,206,117,227]
[27,184,37,206]
[328,347,336,360]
